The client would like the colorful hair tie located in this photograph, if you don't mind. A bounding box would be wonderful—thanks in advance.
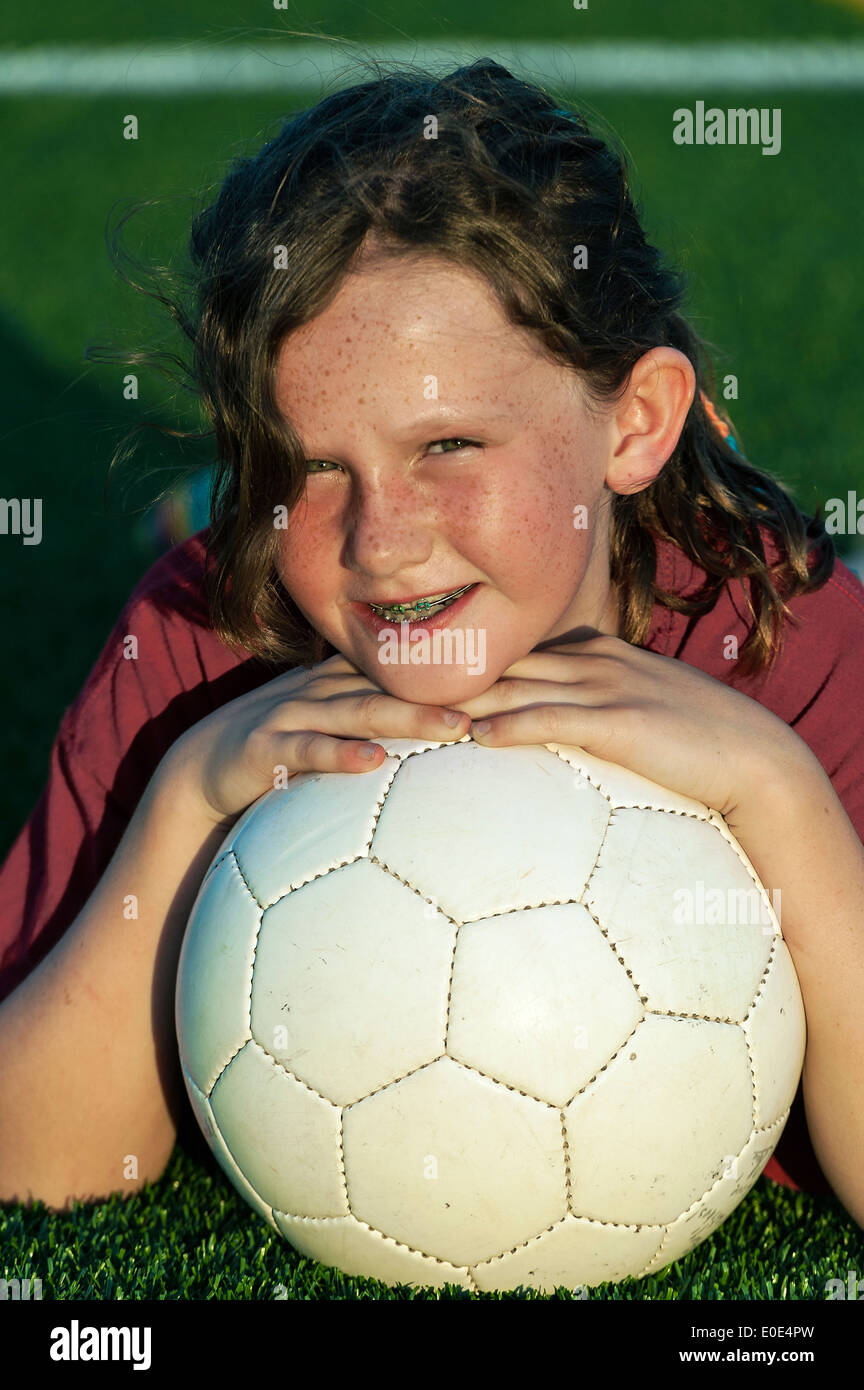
[700,389,739,453]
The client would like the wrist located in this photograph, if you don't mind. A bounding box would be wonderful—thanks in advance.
[722,746,846,952]
[152,739,240,842]
[726,733,829,835]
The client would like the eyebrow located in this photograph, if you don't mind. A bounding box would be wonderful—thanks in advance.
[298,410,514,454]
[385,410,513,440]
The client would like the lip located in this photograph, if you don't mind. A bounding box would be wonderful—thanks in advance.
[359,585,471,607]
[352,583,480,636]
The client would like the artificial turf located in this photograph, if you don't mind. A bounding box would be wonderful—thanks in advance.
[2,1,863,1301]
[1,1140,860,1300]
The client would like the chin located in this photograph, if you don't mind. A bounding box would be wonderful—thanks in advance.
[376,665,495,703]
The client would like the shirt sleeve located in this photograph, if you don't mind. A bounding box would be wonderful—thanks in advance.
[0,579,188,1005]
[0,704,133,1005]
[0,536,276,1009]
[0,548,211,1005]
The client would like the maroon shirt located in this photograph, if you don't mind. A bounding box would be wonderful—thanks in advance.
[2,525,863,1198]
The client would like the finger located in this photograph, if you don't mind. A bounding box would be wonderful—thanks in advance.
[451,678,610,719]
[351,691,471,740]
[469,702,609,750]
[274,694,470,743]
[499,650,616,680]
[273,729,389,772]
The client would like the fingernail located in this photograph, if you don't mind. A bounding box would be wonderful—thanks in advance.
[358,743,379,759]
[472,720,491,735]
[442,710,463,726]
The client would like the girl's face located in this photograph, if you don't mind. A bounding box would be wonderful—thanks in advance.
[272,251,626,704]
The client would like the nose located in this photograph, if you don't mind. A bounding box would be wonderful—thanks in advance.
[345,473,437,578]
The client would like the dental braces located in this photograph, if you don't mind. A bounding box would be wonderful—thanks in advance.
[369,583,473,621]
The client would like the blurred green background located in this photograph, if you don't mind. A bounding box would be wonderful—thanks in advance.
[1,0,863,858]
[2,0,864,1310]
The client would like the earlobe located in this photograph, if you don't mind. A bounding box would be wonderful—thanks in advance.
[606,449,669,496]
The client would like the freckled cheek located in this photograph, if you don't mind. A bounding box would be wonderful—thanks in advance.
[475,470,582,580]
[273,507,339,600]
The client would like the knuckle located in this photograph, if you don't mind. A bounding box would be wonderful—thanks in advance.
[291,729,319,764]
[495,676,521,703]
[541,705,565,738]
[583,636,624,666]
[244,724,271,762]
[354,691,385,724]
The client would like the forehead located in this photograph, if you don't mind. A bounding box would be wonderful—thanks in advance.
[273,255,546,411]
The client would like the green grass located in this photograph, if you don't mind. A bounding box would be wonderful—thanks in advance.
[1,5,863,1299]
[1,1143,860,1299]
[4,0,864,45]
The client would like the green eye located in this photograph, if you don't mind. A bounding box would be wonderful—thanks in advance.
[304,438,479,473]
[428,438,477,454]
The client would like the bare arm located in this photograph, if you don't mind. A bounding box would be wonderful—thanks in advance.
[0,651,470,1212]
[0,758,237,1211]
[725,758,864,1229]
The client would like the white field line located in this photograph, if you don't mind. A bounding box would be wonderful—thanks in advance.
[0,41,863,94]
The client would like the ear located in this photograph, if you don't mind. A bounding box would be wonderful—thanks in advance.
[605,348,696,496]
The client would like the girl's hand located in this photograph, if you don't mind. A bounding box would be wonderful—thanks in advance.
[448,634,819,828]
[160,652,469,827]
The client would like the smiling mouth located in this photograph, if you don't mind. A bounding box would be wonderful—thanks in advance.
[367,583,476,623]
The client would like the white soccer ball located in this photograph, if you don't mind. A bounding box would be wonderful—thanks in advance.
[175,735,805,1294]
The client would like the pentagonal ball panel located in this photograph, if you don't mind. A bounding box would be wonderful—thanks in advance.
[209,1039,347,1217]
[180,1068,278,1232]
[447,903,643,1104]
[744,940,807,1128]
[473,1215,666,1294]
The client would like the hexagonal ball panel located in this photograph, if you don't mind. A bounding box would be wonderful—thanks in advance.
[251,858,455,1104]
[372,742,610,922]
[231,759,398,907]
[639,1113,789,1275]
[584,809,773,1019]
[273,1211,474,1291]
[176,852,259,1094]
[343,1056,567,1268]
[565,1014,753,1225]
[547,742,714,818]
[209,1039,347,1217]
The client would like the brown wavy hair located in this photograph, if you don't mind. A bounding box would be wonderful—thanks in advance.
[88,54,834,679]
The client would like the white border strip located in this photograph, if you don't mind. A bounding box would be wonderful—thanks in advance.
[0,41,863,94]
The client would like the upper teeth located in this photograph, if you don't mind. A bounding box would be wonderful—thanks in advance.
[369,583,473,618]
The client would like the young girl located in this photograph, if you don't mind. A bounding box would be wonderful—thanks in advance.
[1,59,862,1233]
